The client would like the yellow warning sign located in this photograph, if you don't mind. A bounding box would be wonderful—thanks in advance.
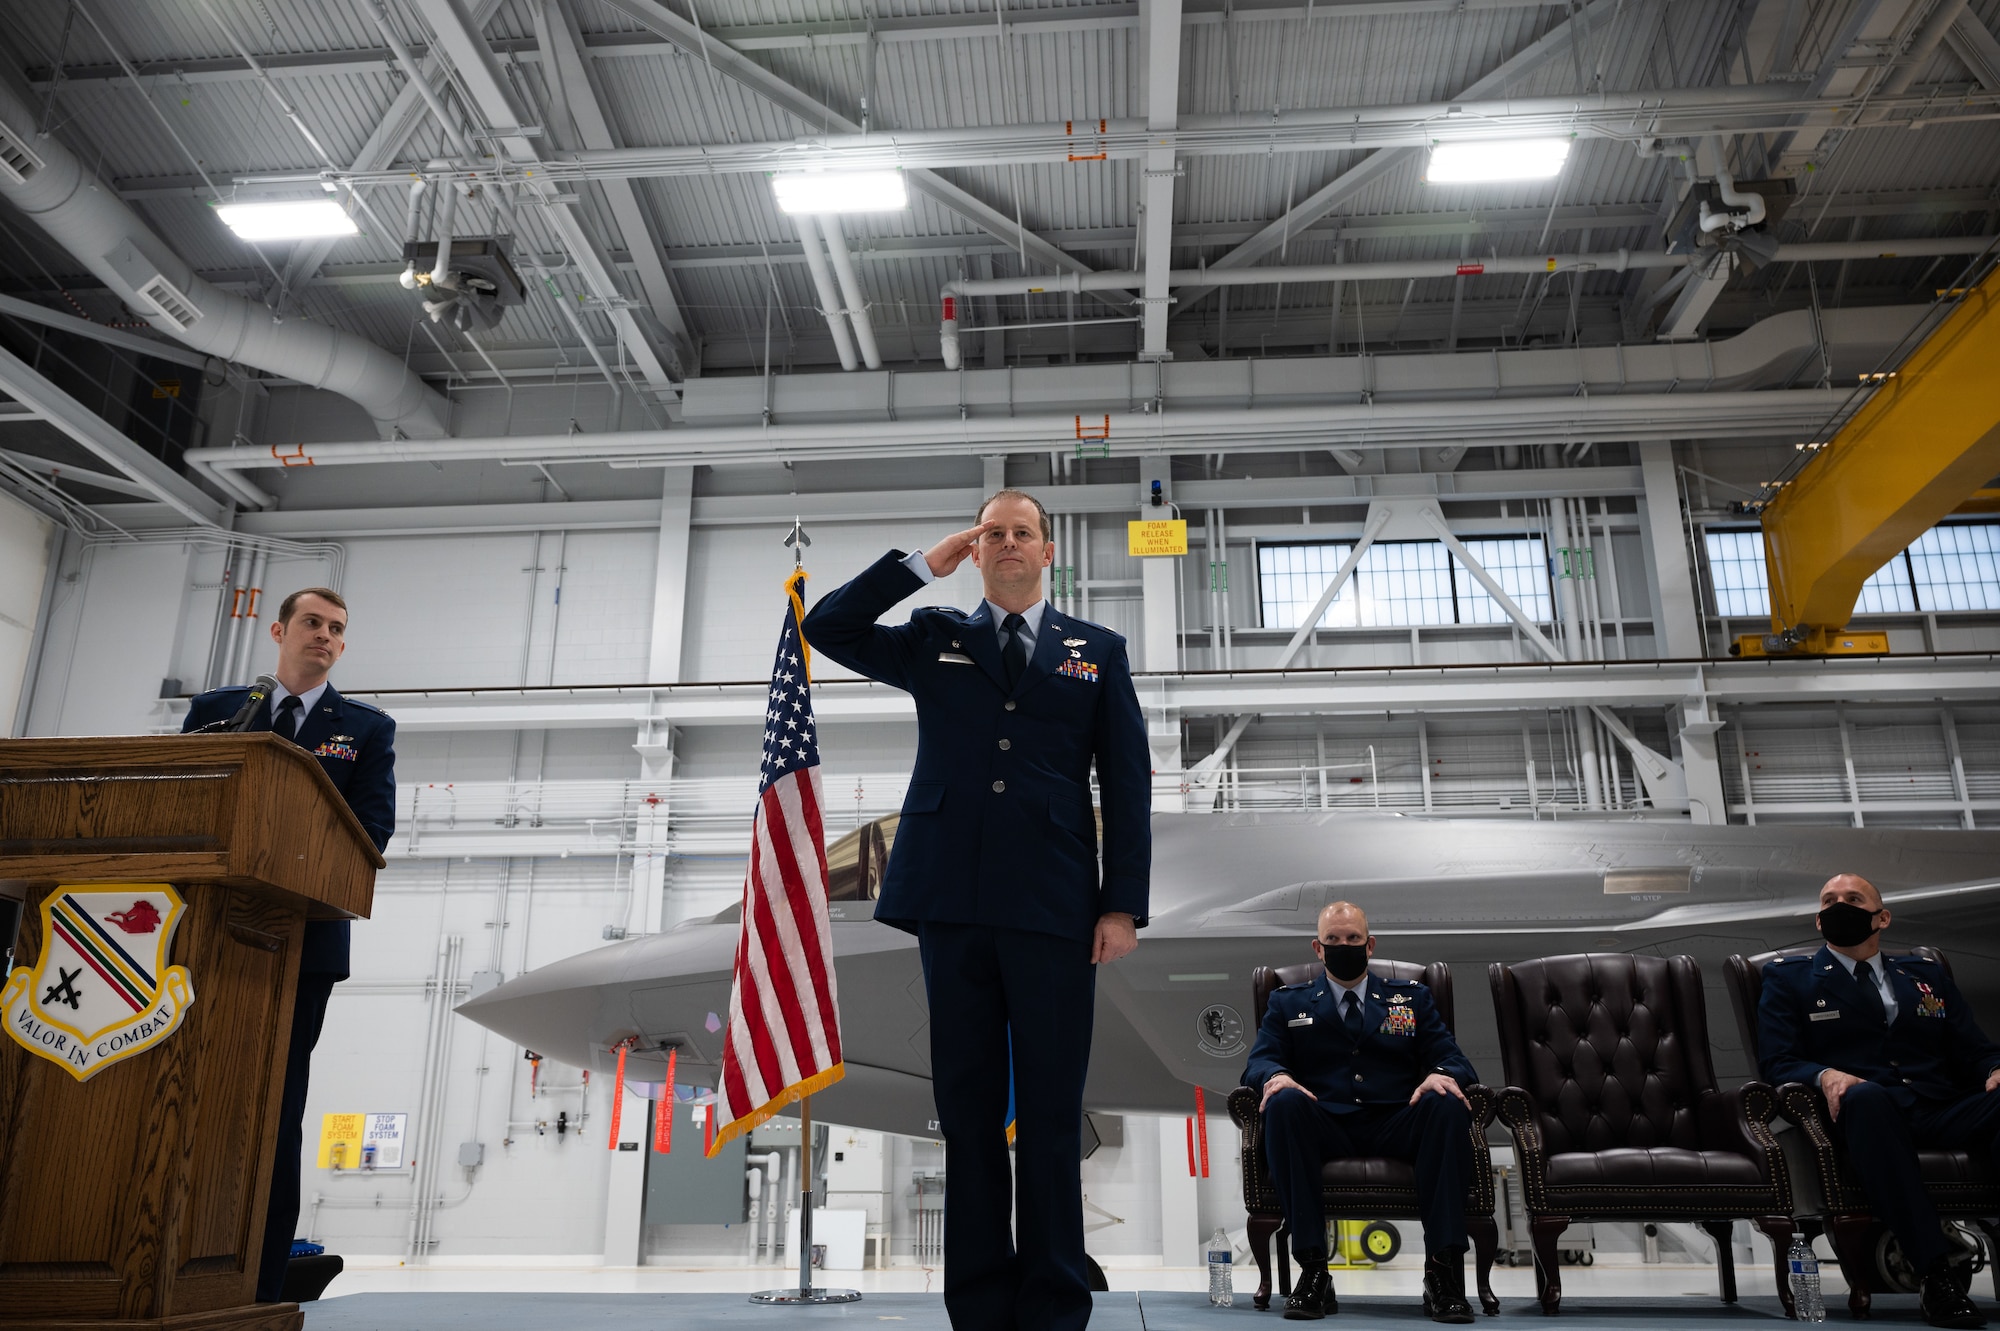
[1127,519,1188,557]
[317,1112,365,1168]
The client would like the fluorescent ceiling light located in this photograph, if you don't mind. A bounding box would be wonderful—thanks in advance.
[771,171,909,214]
[1425,138,1572,184]
[214,199,359,241]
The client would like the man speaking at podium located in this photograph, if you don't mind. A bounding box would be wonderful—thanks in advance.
[804,491,1151,1331]
[182,587,396,1301]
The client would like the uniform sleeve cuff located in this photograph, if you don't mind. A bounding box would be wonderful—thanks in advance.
[900,548,937,584]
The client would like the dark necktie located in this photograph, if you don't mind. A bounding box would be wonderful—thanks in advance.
[1001,612,1029,688]
[273,694,303,743]
[1854,960,1888,1028]
[1343,990,1364,1040]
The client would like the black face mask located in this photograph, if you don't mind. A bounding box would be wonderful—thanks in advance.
[1320,942,1370,983]
[1818,900,1882,948]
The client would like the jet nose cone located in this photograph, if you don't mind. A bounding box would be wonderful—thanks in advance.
[456,923,741,1075]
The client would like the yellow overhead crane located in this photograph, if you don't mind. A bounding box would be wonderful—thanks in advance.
[1735,260,2000,657]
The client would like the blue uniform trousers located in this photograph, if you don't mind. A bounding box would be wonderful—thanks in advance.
[255,971,338,1301]
[1832,1082,2000,1272]
[1262,1088,1472,1259]
[918,922,1096,1331]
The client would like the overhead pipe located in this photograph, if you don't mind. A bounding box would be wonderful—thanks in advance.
[184,388,1841,480]
[817,214,883,370]
[1700,167,1767,234]
[1878,0,1974,99]
[288,84,1851,189]
[796,215,859,371]
[0,69,447,443]
[428,178,459,288]
[938,236,1994,302]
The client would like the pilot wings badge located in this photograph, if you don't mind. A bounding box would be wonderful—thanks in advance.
[2,885,196,1082]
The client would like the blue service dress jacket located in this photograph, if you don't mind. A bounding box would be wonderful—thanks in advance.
[1241,972,1478,1110]
[1756,945,2000,1108]
[800,549,1151,944]
[182,682,397,979]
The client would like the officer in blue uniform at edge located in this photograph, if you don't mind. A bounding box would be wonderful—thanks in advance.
[1241,901,1479,1324]
[801,489,1150,1331]
[182,588,396,1304]
[1757,873,2000,1329]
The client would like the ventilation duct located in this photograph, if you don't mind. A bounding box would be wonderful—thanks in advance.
[0,117,41,186]
[0,77,448,444]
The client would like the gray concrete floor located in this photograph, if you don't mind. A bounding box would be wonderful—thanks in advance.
[302,1289,1894,1329]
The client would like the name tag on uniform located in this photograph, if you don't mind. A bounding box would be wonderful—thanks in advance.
[938,652,975,664]
[1810,1010,1841,1021]
[1286,1015,1313,1028]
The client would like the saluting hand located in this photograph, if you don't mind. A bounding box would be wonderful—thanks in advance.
[1985,1067,2000,1094]
[1411,1073,1469,1108]
[925,520,997,578]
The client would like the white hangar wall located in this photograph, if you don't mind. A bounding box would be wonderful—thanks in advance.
[12,432,2000,1266]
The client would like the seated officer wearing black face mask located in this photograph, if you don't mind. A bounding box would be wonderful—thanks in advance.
[1241,901,1478,1324]
[1759,873,2000,1330]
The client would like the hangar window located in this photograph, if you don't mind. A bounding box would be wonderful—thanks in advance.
[1908,523,2000,611]
[1703,522,2000,617]
[1257,537,1552,629]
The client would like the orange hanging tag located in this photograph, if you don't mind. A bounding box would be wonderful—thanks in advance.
[654,1049,677,1153]
[608,1042,629,1150]
[1195,1086,1210,1178]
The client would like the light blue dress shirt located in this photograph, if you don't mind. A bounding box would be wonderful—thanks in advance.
[1828,946,1900,1025]
[266,678,330,733]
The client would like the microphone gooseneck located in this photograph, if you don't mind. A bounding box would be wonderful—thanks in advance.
[225,674,280,732]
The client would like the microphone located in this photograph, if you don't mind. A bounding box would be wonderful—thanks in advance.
[227,675,280,732]
[187,675,278,735]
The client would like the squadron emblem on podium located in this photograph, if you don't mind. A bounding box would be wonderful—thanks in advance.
[2,884,196,1082]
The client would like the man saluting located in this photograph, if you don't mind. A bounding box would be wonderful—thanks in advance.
[803,490,1151,1331]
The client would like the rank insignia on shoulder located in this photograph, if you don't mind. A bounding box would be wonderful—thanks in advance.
[1056,658,1099,682]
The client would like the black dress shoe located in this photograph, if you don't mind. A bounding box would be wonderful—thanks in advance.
[1423,1249,1476,1325]
[1921,1264,1987,1330]
[1285,1264,1337,1320]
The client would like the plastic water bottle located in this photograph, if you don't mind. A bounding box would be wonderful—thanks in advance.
[1208,1227,1234,1307]
[1788,1235,1825,1322]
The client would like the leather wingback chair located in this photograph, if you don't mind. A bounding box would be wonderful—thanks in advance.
[1724,945,2000,1317]
[1489,953,1796,1315]
[1226,958,1500,1313]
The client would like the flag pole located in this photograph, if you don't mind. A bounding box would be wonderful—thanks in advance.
[746,519,858,1307]
[798,1094,814,1297]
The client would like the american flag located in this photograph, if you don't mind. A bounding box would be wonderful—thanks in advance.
[707,571,845,1154]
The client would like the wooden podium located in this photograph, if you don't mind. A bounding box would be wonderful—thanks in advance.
[0,736,383,1331]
